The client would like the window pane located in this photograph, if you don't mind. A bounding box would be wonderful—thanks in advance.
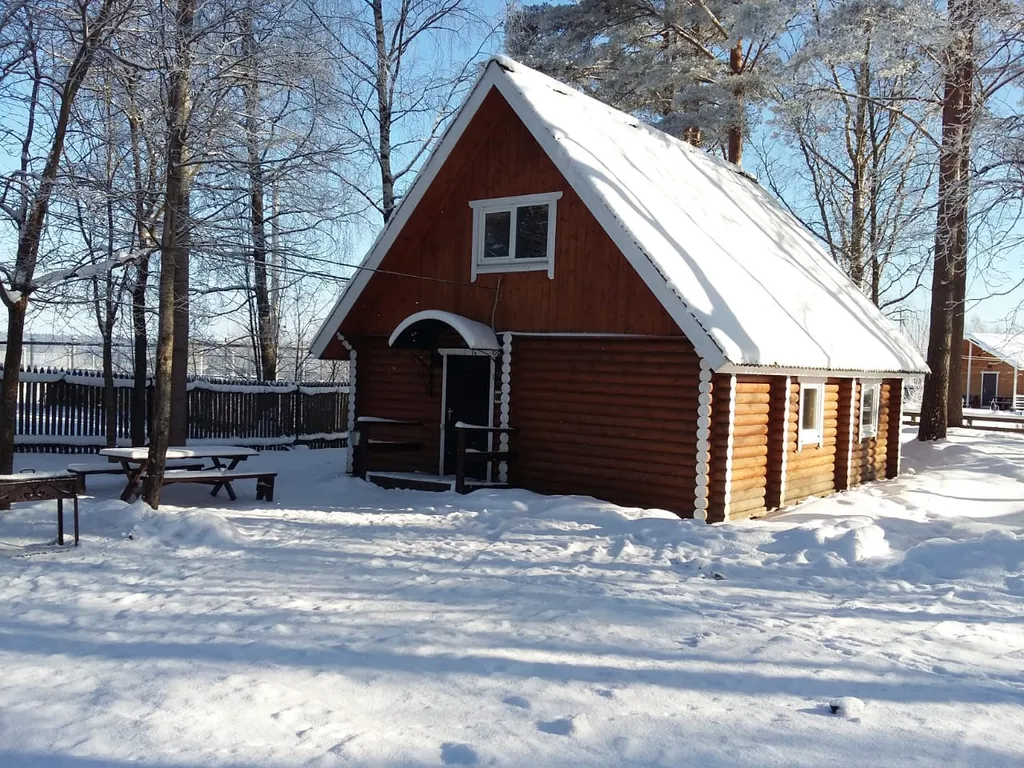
[483,211,511,260]
[862,387,877,426]
[801,387,819,431]
[514,204,548,260]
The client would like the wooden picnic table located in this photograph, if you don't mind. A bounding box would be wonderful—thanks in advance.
[99,445,258,502]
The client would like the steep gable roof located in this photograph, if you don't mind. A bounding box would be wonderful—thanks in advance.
[311,56,928,374]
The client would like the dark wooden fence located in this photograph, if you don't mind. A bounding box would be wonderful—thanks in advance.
[4,366,349,453]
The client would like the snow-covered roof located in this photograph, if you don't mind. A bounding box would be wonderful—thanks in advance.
[389,310,500,351]
[311,57,927,374]
[967,332,1024,369]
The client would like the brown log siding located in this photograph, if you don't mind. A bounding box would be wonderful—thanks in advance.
[727,375,772,520]
[509,336,700,515]
[847,379,893,486]
[354,336,441,473]
[764,376,790,509]
[885,378,902,479]
[783,379,840,504]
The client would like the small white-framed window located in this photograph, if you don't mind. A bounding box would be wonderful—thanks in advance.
[859,380,881,440]
[798,379,826,449]
[469,192,561,280]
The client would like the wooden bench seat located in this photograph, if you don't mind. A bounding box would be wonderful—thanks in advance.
[154,469,277,502]
[68,459,205,489]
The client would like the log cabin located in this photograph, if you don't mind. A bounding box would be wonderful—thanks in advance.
[960,332,1024,409]
[310,56,928,523]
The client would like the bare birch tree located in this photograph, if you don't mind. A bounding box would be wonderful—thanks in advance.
[0,0,135,474]
[142,0,195,507]
[314,0,497,221]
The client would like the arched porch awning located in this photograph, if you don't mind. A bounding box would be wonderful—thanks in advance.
[388,310,500,351]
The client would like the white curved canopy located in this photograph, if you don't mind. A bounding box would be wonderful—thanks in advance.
[388,310,500,351]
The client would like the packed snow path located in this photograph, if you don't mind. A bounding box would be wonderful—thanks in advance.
[0,428,1022,766]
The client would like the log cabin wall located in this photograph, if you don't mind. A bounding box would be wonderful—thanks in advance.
[323,88,681,360]
[706,374,733,523]
[354,336,442,473]
[508,336,701,516]
[847,379,893,487]
[783,379,841,505]
[885,378,903,479]
[764,376,791,509]
[834,379,857,491]
[726,375,772,521]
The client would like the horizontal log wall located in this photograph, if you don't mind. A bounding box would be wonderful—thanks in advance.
[509,336,700,516]
[885,378,902,479]
[848,380,892,486]
[783,379,840,505]
[764,376,790,509]
[834,378,856,491]
[706,374,732,523]
[722,375,772,521]
[355,336,442,473]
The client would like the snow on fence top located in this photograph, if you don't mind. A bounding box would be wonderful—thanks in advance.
[2,365,349,393]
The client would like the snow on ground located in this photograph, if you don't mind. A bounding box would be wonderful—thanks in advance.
[0,428,1022,767]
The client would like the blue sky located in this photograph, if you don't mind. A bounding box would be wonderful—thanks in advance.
[2,0,1022,349]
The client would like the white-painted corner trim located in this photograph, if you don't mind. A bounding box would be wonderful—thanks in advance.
[779,376,790,506]
[895,382,905,476]
[340,334,357,474]
[721,374,737,518]
[499,333,512,483]
[846,379,857,488]
[693,361,712,522]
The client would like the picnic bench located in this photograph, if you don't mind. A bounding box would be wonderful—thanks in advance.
[0,472,83,546]
[157,469,276,502]
[98,445,263,502]
[68,458,204,490]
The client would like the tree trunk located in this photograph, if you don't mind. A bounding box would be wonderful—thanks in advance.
[727,39,743,166]
[143,0,195,507]
[946,139,973,427]
[131,257,149,445]
[242,7,277,380]
[169,218,190,445]
[372,0,395,221]
[102,327,116,449]
[0,299,28,475]
[918,0,975,442]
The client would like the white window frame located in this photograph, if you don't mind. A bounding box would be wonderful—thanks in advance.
[797,378,826,450]
[859,380,881,440]
[469,192,561,281]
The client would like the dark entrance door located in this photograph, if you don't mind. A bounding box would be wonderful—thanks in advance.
[442,355,492,476]
[981,371,999,408]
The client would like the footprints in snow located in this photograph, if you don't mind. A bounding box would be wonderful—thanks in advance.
[440,742,480,766]
[436,689,610,765]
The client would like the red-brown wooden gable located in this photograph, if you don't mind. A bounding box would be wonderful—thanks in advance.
[326,88,680,355]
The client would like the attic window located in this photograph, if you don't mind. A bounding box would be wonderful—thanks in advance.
[469,192,561,280]
[798,379,826,450]
[859,380,881,440]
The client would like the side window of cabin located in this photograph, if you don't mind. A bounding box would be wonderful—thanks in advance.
[798,380,825,449]
[469,192,561,280]
[859,381,881,440]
